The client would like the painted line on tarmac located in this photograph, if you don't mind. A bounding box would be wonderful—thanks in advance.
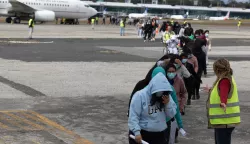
[0,110,93,144]
[28,111,93,144]
[0,40,54,44]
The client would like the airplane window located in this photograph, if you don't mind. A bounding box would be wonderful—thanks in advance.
[85,5,90,7]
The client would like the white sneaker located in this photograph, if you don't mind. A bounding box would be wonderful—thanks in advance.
[144,40,146,42]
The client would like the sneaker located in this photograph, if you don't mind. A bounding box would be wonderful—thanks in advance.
[144,40,146,42]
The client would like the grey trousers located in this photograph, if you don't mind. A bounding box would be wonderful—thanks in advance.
[29,27,33,39]
[169,120,177,144]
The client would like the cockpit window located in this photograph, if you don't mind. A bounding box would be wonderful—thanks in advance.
[85,5,89,7]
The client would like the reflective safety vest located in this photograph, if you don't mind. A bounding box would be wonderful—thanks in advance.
[91,19,95,24]
[238,21,241,26]
[96,17,99,21]
[28,19,34,27]
[184,21,187,24]
[208,77,241,125]
[171,20,174,25]
[164,31,175,41]
[120,20,124,27]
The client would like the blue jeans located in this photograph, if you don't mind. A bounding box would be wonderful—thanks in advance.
[120,27,125,36]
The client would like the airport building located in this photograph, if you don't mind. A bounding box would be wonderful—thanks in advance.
[84,1,250,19]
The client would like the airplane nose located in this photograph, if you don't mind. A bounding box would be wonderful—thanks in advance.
[91,8,97,17]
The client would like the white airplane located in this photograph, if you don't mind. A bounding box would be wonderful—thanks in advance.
[128,8,148,19]
[170,12,189,20]
[0,0,97,23]
[209,11,230,21]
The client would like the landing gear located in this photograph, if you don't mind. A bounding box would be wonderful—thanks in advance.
[61,19,79,25]
[13,17,21,24]
[5,17,12,23]
[5,17,21,24]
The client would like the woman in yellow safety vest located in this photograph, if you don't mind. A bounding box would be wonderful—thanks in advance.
[206,58,240,144]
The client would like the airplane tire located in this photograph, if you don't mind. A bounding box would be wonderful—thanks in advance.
[14,17,21,24]
[5,17,12,23]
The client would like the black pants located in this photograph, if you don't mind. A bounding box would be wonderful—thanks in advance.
[184,77,194,100]
[194,70,202,97]
[144,30,152,40]
[129,129,168,144]
[215,127,235,144]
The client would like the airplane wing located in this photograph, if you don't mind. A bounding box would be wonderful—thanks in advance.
[9,0,36,13]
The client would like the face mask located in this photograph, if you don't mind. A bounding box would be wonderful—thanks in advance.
[182,59,188,64]
[174,64,180,69]
[167,73,176,80]
[205,33,209,37]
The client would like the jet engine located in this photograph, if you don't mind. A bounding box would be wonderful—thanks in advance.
[34,10,55,21]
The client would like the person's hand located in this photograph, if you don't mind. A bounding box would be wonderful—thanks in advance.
[220,103,227,113]
[162,95,170,104]
[175,59,182,66]
[203,84,211,93]
[135,134,142,144]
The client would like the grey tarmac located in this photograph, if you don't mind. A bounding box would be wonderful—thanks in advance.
[0,24,249,144]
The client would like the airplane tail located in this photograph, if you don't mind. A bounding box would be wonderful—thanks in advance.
[225,11,230,19]
[143,8,148,14]
[103,8,107,14]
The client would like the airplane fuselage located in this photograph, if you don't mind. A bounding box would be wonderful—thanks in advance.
[0,0,97,19]
[128,13,147,19]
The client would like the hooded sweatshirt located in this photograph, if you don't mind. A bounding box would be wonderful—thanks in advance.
[128,73,177,136]
[151,67,183,129]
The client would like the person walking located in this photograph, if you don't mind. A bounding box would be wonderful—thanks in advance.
[102,17,105,25]
[206,58,240,144]
[180,53,202,105]
[28,17,35,39]
[120,19,125,36]
[165,64,186,143]
[151,67,183,144]
[204,30,211,65]
[237,20,241,31]
[91,18,95,30]
[128,73,177,144]
[95,16,99,25]
[192,39,206,100]
[143,19,153,42]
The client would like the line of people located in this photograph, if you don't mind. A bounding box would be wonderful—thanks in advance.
[127,21,241,144]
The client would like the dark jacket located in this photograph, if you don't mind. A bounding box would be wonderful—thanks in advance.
[193,39,207,74]
[184,27,193,36]
[184,62,202,83]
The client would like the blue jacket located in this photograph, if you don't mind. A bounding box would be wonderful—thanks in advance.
[128,73,177,136]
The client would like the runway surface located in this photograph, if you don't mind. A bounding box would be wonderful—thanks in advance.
[0,24,249,144]
[0,38,250,62]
